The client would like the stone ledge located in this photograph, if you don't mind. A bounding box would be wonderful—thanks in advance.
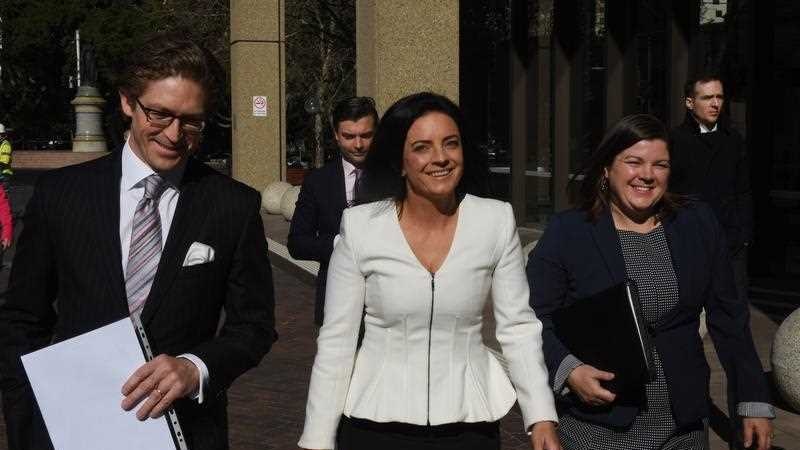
[11,150,108,170]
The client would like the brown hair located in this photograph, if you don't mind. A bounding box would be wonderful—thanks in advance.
[330,96,379,131]
[684,72,723,99]
[117,32,221,111]
[571,114,686,222]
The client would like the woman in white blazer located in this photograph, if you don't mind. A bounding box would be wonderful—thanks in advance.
[298,92,560,450]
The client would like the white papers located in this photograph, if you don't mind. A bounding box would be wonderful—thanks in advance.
[21,318,176,450]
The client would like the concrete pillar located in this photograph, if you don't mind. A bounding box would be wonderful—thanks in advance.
[509,0,529,225]
[356,0,459,112]
[230,0,286,191]
[605,0,637,129]
[747,0,776,274]
[666,0,698,128]
[553,0,580,212]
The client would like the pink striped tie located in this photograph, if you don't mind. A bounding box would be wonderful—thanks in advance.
[126,174,167,314]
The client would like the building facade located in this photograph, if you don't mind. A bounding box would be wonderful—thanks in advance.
[230,0,800,284]
[459,0,800,283]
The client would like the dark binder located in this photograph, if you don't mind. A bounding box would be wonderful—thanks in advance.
[552,280,655,395]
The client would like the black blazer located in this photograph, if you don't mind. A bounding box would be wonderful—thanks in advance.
[0,152,276,450]
[287,157,347,326]
[669,115,753,249]
[526,202,769,428]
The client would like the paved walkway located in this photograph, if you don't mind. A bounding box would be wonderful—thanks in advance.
[260,211,800,450]
[0,197,797,449]
[0,206,528,450]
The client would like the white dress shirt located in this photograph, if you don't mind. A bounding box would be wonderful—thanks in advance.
[698,122,718,133]
[119,138,209,402]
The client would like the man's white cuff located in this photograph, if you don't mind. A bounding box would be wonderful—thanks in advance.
[177,353,209,404]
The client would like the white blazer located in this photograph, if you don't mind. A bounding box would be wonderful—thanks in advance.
[298,195,557,449]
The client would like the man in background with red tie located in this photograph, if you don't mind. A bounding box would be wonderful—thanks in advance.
[0,33,276,450]
[288,96,378,327]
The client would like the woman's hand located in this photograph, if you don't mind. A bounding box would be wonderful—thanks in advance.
[742,417,772,450]
[566,364,616,406]
[529,421,561,450]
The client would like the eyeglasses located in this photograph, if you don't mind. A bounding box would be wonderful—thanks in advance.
[135,98,206,133]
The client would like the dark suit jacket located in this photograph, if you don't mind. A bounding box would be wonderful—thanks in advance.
[0,152,276,450]
[287,158,347,326]
[526,202,770,428]
[670,115,753,249]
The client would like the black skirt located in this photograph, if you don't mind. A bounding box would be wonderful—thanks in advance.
[336,416,501,450]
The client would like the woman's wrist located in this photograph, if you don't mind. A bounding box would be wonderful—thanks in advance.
[527,420,558,435]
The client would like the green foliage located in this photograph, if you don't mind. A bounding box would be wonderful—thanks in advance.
[0,0,355,159]
[0,0,230,146]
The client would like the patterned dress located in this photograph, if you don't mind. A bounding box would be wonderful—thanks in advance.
[557,226,708,450]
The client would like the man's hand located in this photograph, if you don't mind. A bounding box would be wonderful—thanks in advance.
[742,417,772,450]
[529,421,561,450]
[566,364,616,406]
[121,354,199,420]
[1,238,10,250]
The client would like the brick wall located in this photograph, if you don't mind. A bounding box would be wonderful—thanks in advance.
[11,151,108,170]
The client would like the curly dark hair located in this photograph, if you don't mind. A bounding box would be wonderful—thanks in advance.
[355,92,487,206]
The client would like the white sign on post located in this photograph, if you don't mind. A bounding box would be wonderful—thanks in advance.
[252,96,268,117]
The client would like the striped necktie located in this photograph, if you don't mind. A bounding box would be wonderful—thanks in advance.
[126,174,167,314]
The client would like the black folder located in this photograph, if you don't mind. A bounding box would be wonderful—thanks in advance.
[552,281,655,395]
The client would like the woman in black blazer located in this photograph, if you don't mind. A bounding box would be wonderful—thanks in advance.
[526,114,773,450]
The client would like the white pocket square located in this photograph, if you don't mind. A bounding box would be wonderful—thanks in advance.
[183,242,215,267]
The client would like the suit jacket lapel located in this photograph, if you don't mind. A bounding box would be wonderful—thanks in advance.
[94,152,127,310]
[334,157,347,210]
[140,159,209,324]
[590,209,627,284]
[662,213,689,310]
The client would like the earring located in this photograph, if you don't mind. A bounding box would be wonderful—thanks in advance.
[600,177,608,193]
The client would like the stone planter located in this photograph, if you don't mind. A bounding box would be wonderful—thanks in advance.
[280,185,301,220]
[772,307,800,412]
[261,181,292,214]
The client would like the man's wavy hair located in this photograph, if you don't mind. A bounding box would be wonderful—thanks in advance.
[116,32,222,112]
[570,114,685,222]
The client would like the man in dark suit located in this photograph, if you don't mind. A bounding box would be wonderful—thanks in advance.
[669,73,757,450]
[288,97,377,326]
[0,34,276,450]
[670,73,753,294]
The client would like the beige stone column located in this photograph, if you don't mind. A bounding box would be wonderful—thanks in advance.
[356,0,459,112]
[230,0,286,191]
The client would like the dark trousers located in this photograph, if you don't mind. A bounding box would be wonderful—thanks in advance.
[728,247,748,450]
[336,416,501,450]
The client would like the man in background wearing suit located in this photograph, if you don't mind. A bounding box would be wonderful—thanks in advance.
[288,97,378,326]
[670,74,759,450]
[0,34,276,450]
[670,74,753,301]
